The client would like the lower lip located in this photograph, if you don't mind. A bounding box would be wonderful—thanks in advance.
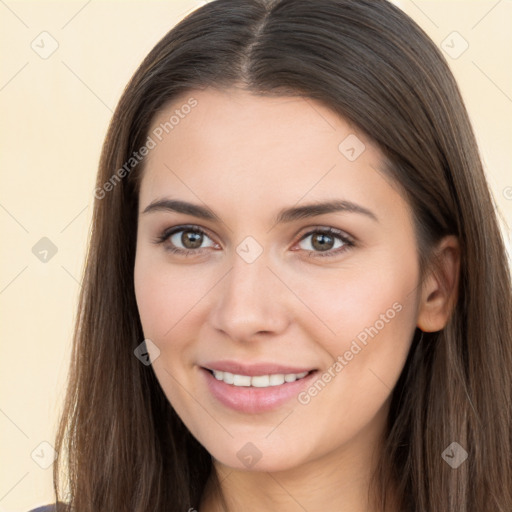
[201,367,317,414]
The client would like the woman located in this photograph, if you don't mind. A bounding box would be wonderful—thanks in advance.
[32,0,512,510]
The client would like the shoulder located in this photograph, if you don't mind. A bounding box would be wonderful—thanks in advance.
[27,505,57,512]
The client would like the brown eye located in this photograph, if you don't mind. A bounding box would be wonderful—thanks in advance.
[179,230,204,249]
[154,225,218,255]
[297,228,355,258]
[310,232,335,251]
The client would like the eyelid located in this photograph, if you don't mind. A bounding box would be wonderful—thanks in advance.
[296,225,355,243]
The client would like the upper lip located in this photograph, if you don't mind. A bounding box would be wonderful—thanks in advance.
[202,361,316,376]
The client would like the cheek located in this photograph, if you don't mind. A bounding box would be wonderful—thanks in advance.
[292,249,419,388]
[285,257,418,454]
[134,261,169,339]
[295,256,417,339]
[134,252,210,340]
[133,254,205,408]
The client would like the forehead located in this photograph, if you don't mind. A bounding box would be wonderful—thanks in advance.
[140,87,405,226]
[148,86,361,158]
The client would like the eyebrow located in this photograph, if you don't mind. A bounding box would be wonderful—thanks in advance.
[142,198,378,223]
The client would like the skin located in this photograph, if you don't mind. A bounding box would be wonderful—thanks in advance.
[134,86,460,512]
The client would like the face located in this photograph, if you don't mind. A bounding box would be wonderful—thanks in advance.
[134,87,421,473]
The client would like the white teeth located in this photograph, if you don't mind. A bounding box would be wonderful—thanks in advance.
[251,375,270,387]
[211,370,309,387]
[269,374,285,386]
[233,374,251,386]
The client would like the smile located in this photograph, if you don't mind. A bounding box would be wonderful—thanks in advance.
[210,370,310,387]
[201,365,319,414]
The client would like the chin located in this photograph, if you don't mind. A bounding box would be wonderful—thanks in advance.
[203,435,313,473]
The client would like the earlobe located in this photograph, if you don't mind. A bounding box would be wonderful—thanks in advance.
[416,235,460,332]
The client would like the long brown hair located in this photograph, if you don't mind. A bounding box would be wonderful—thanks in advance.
[53,0,512,510]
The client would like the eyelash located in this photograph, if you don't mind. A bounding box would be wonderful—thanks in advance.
[153,225,355,258]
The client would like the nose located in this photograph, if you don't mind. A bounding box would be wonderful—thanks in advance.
[209,249,290,343]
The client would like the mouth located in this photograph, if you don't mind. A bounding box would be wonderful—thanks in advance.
[200,365,319,414]
[204,368,313,388]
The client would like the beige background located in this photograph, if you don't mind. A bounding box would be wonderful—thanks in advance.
[0,1,511,510]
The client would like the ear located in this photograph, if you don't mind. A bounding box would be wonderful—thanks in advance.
[417,235,460,332]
